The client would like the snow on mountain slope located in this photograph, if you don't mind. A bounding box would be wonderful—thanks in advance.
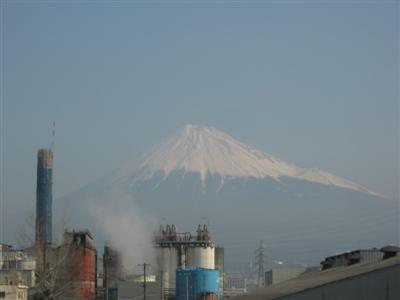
[126,124,379,196]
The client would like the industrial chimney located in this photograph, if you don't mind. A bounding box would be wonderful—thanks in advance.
[35,148,53,244]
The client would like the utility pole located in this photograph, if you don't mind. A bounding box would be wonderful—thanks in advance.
[254,241,267,288]
[139,263,150,300]
[185,274,189,300]
[160,270,164,300]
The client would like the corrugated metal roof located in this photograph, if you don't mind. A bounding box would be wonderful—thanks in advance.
[381,245,400,253]
[232,256,400,300]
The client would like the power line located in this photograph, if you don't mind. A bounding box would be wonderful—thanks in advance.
[254,240,267,287]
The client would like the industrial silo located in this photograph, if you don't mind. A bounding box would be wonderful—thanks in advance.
[158,246,179,293]
[156,225,218,299]
[214,247,224,295]
[176,268,219,300]
[62,230,96,300]
[156,225,182,299]
[186,247,215,269]
[186,225,215,269]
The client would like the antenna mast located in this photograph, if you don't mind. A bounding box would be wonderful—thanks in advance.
[51,121,55,150]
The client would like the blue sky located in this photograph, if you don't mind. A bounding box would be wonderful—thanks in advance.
[1,1,398,241]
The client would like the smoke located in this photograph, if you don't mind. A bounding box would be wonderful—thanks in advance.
[91,189,157,273]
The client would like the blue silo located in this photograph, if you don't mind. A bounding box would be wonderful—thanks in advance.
[176,268,219,300]
[35,148,53,244]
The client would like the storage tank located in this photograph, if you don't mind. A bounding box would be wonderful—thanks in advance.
[186,246,215,269]
[186,224,215,269]
[158,246,180,293]
[176,268,219,300]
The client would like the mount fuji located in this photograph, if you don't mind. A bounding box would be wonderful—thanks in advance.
[117,124,378,195]
[64,124,398,268]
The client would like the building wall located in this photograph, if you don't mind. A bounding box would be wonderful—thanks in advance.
[224,274,246,290]
[58,231,96,300]
[280,264,400,300]
[103,244,121,292]
[359,250,384,264]
[71,247,96,299]
[0,285,28,300]
[0,245,36,288]
[224,273,247,298]
[265,268,306,286]
[321,249,384,269]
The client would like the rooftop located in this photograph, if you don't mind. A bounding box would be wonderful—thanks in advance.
[233,256,400,300]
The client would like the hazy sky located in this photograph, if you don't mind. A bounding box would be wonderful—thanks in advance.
[2,1,399,242]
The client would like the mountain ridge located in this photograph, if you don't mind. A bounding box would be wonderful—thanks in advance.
[117,124,380,196]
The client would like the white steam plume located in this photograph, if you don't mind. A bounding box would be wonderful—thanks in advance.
[91,189,157,273]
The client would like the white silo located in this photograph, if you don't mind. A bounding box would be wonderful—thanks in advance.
[186,224,215,269]
[156,225,182,296]
[158,246,179,291]
[186,246,215,269]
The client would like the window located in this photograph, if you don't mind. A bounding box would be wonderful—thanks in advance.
[17,291,25,299]
[0,291,5,298]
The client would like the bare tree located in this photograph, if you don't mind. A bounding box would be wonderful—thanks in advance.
[16,209,36,249]
[17,209,81,300]
[30,240,82,300]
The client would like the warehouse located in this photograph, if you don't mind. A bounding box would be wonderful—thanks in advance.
[234,255,400,300]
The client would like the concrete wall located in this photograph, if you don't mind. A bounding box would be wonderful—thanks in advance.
[280,264,400,300]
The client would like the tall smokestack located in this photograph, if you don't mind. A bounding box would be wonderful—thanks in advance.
[35,148,53,244]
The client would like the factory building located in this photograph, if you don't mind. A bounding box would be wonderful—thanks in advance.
[223,273,247,297]
[35,149,53,245]
[103,243,122,300]
[25,230,97,300]
[233,246,400,300]
[321,247,384,270]
[155,225,216,299]
[0,244,36,287]
[0,244,36,300]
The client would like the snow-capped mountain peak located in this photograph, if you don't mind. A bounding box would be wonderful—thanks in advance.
[127,124,378,196]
